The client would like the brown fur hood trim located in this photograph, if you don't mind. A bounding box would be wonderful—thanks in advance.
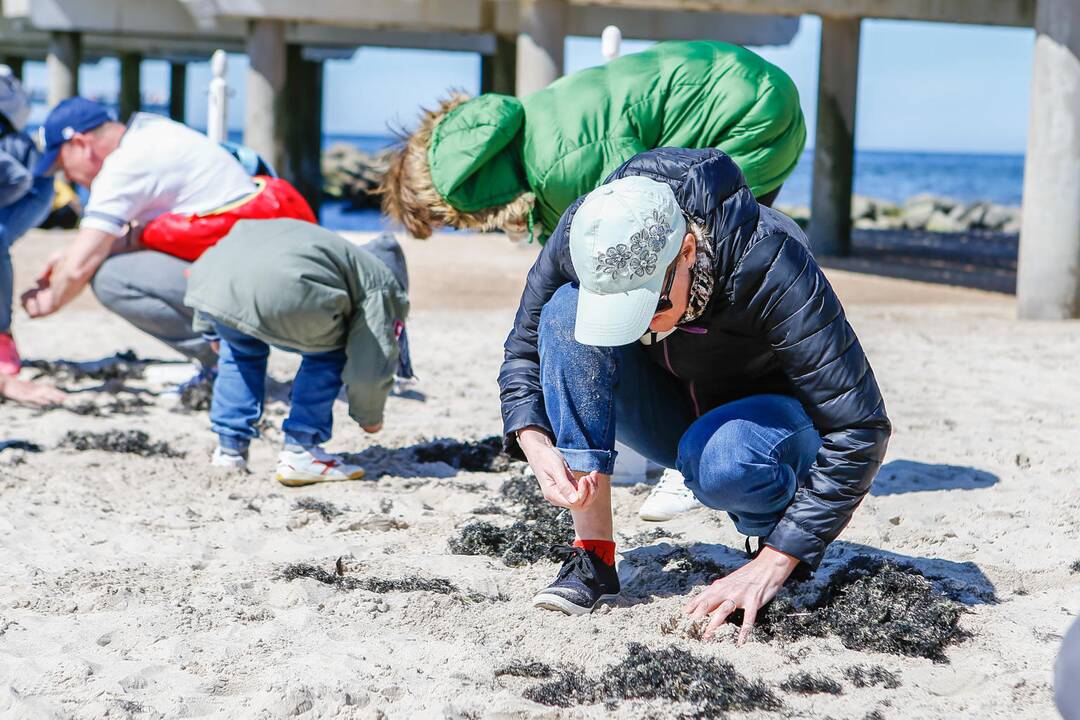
[378,92,534,240]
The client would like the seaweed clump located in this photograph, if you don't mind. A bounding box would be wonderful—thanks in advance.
[448,473,573,566]
[25,350,146,383]
[494,661,554,679]
[1070,560,1080,574]
[751,557,967,662]
[414,436,510,472]
[293,497,344,521]
[778,672,842,695]
[179,376,213,412]
[281,562,484,600]
[844,664,902,689]
[60,430,185,458]
[521,643,781,717]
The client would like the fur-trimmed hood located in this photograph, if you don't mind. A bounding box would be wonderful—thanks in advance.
[380,93,534,240]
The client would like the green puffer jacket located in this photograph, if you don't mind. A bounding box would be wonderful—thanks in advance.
[185,219,410,427]
[429,40,805,240]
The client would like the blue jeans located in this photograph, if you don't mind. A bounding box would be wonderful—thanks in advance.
[210,323,347,453]
[0,176,55,333]
[538,284,822,537]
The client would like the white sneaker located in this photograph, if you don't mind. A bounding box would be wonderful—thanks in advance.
[637,469,703,522]
[275,446,366,487]
[211,446,248,471]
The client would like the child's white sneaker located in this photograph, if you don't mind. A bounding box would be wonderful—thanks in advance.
[275,446,365,487]
[637,468,703,521]
[211,446,248,471]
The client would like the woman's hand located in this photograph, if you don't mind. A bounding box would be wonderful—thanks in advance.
[0,376,67,407]
[516,426,598,511]
[683,546,800,644]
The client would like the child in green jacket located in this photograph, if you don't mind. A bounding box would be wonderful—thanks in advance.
[185,219,411,485]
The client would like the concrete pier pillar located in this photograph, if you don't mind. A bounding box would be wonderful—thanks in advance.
[481,34,517,95]
[809,17,861,257]
[283,45,323,216]
[47,31,81,106]
[119,52,142,122]
[169,62,187,123]
[1017,0,1080,319]
[516,0,566,97]
[244,19,286,174]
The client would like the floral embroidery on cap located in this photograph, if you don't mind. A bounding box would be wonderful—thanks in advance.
[595,209,670,280]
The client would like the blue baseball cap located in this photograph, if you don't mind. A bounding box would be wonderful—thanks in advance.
[34,97,115,176]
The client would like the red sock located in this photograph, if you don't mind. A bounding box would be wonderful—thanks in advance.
[574,539,616,566]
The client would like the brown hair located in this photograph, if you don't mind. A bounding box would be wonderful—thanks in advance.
[378,92,534,240]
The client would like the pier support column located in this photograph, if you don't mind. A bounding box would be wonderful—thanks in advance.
[244,19,286,174]
[47,31,81,106]
[119,52,142,122]
[1017,0,1080,319]
[516,0,566,97]
[809,17,861,257]
[1,57,23,80]
[481,34,517,95]
[169,62,187,123]
[283,45,323,217]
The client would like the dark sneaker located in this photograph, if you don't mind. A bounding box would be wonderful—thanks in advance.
[532,545,620,615]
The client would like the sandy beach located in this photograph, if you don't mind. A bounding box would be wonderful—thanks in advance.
[0,227,1076,719]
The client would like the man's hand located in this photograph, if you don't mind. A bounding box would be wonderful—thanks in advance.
[21,228,117,318]
[516,426,598,510]
[683,546,800,644]
[0,376,66,407]
[21,286,58,318]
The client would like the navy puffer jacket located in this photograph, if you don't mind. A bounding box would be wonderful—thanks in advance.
[498,147,891,567]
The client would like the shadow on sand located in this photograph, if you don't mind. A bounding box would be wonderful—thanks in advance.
[869,459,999,496]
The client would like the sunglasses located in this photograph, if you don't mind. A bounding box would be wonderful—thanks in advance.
[655,255,681,314]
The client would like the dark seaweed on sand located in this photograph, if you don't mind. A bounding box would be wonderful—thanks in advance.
[448,474,574,566]
[293,497,344,521]
[494,661,554,679]
[179,377,213,411]
[753,557,967,662]
[25,350,146,383]
[59,430,185,458]
[1070,560,1080,574]
[521,643,781,718]
[281,562,487,601]
[778,672,843,695]
[66,396,153,417]
[413,436,510,472]
[844,664,902,689]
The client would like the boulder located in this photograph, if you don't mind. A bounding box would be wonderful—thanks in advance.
[321,142,395,209]
[925,209,966,233]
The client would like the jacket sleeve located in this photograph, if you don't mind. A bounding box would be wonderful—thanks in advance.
[343,285,408,428]
[0,149,32,209]
[499,198,582,458]
[727,232,892,567]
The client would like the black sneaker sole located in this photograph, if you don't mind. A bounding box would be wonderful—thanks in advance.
[532,591,619,616]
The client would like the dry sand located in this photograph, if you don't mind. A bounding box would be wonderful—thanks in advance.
[0,228,1076,719]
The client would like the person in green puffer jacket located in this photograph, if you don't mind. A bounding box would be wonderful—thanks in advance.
[381,40,805,242]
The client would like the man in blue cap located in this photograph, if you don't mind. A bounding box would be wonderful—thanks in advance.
[20,97,311,393]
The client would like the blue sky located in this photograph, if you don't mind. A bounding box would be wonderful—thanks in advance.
[21,16,1034,154]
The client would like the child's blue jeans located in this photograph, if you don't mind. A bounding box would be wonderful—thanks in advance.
[537,283,822,538]
[210,323,347,453]
[0,176,55,333]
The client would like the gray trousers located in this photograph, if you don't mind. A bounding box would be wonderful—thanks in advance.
[91,250,217,368]
[1060,617,1080,720]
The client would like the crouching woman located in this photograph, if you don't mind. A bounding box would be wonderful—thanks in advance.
[499,148,891,639]
[185,219,411,485]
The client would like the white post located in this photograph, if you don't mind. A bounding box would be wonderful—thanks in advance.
[601,25,622,61]
[206,49,227,143]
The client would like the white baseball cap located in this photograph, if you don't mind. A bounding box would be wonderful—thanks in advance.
[569,175,686,346]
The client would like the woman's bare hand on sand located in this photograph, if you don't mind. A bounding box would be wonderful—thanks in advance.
[0,377,67,407]
[683,546,800,645]
[517,426,598,510]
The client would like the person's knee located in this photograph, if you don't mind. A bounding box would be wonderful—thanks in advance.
[538,284,578,345]
[678,420,795,512]
[89,257,128,312]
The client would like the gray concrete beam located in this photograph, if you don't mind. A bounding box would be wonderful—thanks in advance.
[578,0,1034,28]
[809,16,861,257]
[481,33,517,94]
[47,30,80,106]
[282,44,324,216]
[169,62,186,122]
[516,0,566,97]
[1016,0,1080,319]
[119,51,141,121]
[244,19,286,176]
